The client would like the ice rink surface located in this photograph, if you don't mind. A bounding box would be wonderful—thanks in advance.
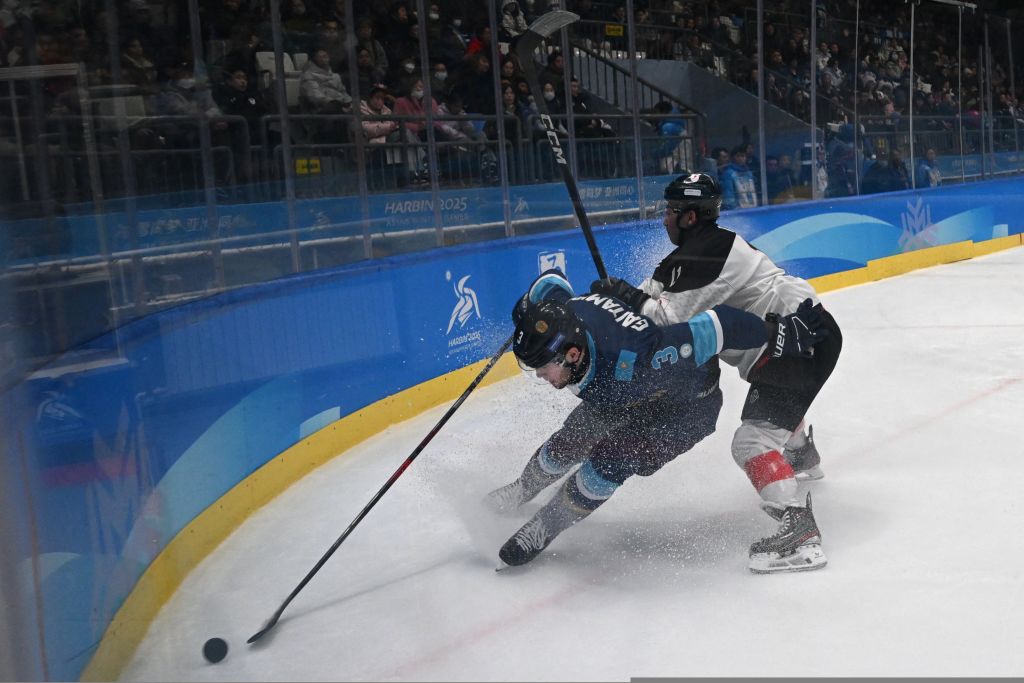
[123,248,1024,680]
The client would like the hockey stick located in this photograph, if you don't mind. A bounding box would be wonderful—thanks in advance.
[249,11,606,646]
[247,333,514,644]
[516,10,608,280]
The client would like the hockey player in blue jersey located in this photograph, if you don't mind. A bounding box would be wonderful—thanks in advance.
[488,270,827,568]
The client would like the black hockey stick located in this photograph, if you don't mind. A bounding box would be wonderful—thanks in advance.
[247,333,514,644]
[516,10,608,280]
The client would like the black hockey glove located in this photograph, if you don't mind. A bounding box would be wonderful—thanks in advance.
[590,277,651,311]
[764,298,829,358]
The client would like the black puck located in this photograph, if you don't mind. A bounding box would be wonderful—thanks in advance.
[203,637,229,663]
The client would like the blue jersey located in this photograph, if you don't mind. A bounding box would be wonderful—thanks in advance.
[566,292,768,408]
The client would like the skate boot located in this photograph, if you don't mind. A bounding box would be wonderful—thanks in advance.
[498,475,597,567]
[749,492,827,574]
[784,425,823,481]
[485,446,566,515]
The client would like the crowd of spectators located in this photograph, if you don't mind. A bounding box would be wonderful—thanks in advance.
[1,0,1020,198]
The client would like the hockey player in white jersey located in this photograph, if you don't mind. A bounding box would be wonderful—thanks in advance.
[590,172,843,574]
[488,270,828,568]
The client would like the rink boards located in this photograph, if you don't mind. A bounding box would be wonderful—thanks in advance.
[3,180,1022,680]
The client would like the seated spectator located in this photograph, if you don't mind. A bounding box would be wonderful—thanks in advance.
[355,17,389,76]
[215,67,269,182]
[151,58,226,141]
[437,92,499,183]
[216,67,269,129]
[121,36,158,95]
[300,47,353,142]
[349,47,386,100]
[465,25,492,58]
[314,19,347,71]
[884,149,911,191]
[360,83,403,188]
[433,11,469,67]
[825,124,856,198]
[300,47,353,114]
[540,49,565,90]
[499,0,528,45]
[570,78,614,138]
[361,84,399,144]
[710,146,730,179]
[452,52,495,116]
[392,78,442,184]
[499,54,525,83]
[915,147,941,188]
[282,0,316,54]
[387,55,420,93]
[720,144,758,210]
[765,155,796,204]
[429,61,451,99]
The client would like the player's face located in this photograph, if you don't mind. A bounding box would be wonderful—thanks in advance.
[663,207,692,245]
[533,346,582,389]
[534,359,572,389]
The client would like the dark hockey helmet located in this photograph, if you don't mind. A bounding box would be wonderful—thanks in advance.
[664,172,722,222]
[512,300,587,370]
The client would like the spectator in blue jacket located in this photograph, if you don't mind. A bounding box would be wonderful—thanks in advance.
[915,147,942,188]
[721,145,758,210]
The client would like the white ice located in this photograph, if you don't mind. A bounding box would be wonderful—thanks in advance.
[123,248,1024,680]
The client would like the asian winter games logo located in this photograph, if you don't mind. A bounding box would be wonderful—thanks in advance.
[446,270,482,352]
[899,196,937,251]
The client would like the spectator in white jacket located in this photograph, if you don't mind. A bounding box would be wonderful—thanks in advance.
[300,47,352,114]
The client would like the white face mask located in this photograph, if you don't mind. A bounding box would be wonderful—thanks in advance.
[411,88,424,99]
[403,62,416,73]
[434,71,447,82]
[543,90,555,101]
[452,18,462,27]
[429,12,439,20]
[177,77,196,89]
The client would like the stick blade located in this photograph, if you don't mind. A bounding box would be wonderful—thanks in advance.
[525,10,579,39]
[246,616,280,644]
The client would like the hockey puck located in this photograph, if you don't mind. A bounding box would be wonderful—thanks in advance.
[202,637,228,663]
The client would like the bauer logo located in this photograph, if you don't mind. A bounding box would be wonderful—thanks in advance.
[538,250,566,275]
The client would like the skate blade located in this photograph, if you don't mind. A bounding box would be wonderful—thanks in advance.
[794,466,825,482]
[749,543,827,574]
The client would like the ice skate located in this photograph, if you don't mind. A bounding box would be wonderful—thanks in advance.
[499,515,554,567]
[749,492,827,574]
[485,447,565,515]
[497,476,596,567]
[784,424,824,481]
[486,479,528,515]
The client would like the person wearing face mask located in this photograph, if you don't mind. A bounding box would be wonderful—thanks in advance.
[388,56,420,89]
[433,13,468,67]
[429,61,451,98]
[151,57,227,147]
[393,78,443,184]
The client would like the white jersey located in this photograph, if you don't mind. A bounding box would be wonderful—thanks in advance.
[636,223,818,379]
